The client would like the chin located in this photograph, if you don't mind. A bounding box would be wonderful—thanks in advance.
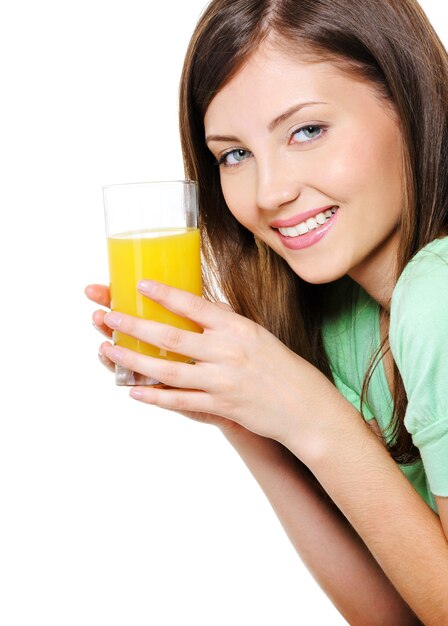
[289,261,347,285]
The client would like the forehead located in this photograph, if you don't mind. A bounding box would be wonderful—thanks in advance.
[204,43,384,129]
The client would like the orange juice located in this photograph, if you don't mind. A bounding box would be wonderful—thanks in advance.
[107,228,202,361]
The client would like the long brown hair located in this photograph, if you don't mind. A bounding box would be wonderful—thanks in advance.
[179,0,448,464]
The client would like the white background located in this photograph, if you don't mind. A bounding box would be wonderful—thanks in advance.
[0,1,446,624]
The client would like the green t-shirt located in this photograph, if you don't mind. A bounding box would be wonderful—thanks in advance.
[321,237,448,514]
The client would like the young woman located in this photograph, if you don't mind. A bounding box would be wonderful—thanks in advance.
[86,0,448,623]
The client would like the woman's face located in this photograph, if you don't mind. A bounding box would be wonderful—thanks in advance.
[204,43,405,291]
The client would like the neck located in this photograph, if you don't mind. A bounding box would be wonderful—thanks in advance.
[348,230,400,312]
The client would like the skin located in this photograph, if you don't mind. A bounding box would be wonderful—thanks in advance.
[86,43,448,624]
[204,44,404,308]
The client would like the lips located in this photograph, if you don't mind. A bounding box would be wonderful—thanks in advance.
[270,205,339,229]
[273,206,340,251]
[277,207,337,237]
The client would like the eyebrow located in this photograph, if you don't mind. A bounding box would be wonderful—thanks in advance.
[269,101,327,131]
[205,101,327,144]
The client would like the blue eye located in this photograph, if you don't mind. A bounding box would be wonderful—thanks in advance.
[292,125,323,143]
[218,148,252,167]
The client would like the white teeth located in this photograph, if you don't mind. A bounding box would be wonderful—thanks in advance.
[277,207,338,237]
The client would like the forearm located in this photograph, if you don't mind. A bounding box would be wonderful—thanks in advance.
[288,395,448,626]
[223,425,420,626]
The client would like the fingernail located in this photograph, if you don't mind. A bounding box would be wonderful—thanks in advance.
[104,312,122,328]
[130,388,143,399]
[138,280,156,294]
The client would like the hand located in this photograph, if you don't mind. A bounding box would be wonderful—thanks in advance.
[85,283,242,434]
[100,280,337,451]
[85,283,116,373]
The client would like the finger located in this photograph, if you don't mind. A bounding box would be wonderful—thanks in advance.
[129,385,217,415]
[137,280,235,330]
[98,341,116,373]
[214,301,233,312]
[104,345,209,390]
[85,284,111,307]
[102,311,213,362]
[92,309,113,339]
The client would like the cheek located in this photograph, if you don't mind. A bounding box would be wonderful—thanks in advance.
[220,173,256,228]
[322,129,403,207]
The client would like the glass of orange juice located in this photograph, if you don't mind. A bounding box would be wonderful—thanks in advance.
[103,180,202,386]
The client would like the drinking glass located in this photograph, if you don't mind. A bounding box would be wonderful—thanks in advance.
[103,180,201,386]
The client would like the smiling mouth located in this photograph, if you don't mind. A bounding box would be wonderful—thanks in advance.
[274,207,339,237]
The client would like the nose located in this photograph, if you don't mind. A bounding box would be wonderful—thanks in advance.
[256,156,301,212]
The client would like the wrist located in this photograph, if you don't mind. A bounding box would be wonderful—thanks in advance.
[219,420,243,437]
[282,383,366,469]
[220,421,261,445]
[220,421,288,462]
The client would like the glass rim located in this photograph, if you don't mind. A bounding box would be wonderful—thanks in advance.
[102,179,197,192]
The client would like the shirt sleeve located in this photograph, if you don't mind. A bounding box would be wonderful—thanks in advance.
[389,251,448,496]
